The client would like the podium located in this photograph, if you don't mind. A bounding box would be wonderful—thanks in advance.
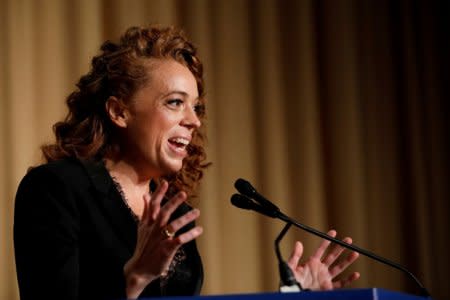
[143,289,430,300]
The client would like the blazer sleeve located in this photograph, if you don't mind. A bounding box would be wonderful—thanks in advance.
[14,166,81,300]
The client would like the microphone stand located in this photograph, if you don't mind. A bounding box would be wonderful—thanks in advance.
[275,210,430,297]
[231,191,430,298]
[275,223,304,292]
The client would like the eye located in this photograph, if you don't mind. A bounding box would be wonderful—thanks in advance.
[166,99,184,108]
[193,103,205,117]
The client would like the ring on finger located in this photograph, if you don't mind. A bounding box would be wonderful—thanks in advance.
[162,226,175,239]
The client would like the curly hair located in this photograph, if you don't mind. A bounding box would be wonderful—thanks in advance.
[41,25,209,197]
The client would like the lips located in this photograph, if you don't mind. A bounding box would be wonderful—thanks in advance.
[168,136,191,156]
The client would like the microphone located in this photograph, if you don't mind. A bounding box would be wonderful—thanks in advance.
[230,194,278,218]
[235,178,280,212]
[231,178,431,298]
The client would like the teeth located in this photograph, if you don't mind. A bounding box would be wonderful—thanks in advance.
[170,137,189,146]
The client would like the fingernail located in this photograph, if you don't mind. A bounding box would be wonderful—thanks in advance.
[176,191,187,199]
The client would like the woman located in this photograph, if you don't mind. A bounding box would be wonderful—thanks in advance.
[14,25,359,300]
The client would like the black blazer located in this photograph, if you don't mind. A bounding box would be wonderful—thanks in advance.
[14,158,203,300]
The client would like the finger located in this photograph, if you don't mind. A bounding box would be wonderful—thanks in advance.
[333,272,360,289]
[311,229,336,260]
[173,226,203,244]
[158,191,187,226]
[287,241,303,269]
[322,236,352,267]
[329,251,360,278]
[166,208,201,234]
[149,180,168,220]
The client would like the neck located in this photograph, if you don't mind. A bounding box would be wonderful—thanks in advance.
[103,147,156,184]
[103,153,154,218]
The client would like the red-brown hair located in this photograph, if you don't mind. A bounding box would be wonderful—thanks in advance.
[41,25,209,197]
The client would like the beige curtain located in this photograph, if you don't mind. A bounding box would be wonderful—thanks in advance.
[1,0,448,299]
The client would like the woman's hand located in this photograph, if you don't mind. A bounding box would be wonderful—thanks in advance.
[287,230,360,290]
[123,180,203,298]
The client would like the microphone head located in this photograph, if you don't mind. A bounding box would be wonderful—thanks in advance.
[234,178,256,197]
[231,193,279,218]
[230,194,253,210]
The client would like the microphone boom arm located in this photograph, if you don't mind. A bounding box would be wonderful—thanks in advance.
[275,223,292,263]
[275,211,430,297]
[231,178,430,298]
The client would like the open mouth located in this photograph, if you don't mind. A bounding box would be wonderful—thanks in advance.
[168,137,190,153]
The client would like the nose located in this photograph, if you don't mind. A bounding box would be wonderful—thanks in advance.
[181,106,201,129]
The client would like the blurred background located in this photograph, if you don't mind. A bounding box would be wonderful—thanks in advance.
[1,0,449,299]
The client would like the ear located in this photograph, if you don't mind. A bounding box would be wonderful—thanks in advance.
[105,96,129,128]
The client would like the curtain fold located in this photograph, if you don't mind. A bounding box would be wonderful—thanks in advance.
[1,0,448,299]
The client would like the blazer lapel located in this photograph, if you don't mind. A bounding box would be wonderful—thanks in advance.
[79,159,137,253]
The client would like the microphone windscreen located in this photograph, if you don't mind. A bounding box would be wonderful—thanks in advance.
[234,178,256,196]
[231,193,278,218]
[230,194,253,209]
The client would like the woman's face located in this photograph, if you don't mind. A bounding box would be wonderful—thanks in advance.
[121,58,201,178]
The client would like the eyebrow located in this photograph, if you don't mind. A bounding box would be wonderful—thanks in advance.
[162,90,200,100]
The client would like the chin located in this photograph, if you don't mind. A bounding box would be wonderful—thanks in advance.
[161,160,183,175]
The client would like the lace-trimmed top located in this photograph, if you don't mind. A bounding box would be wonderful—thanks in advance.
[109,175,187,290]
